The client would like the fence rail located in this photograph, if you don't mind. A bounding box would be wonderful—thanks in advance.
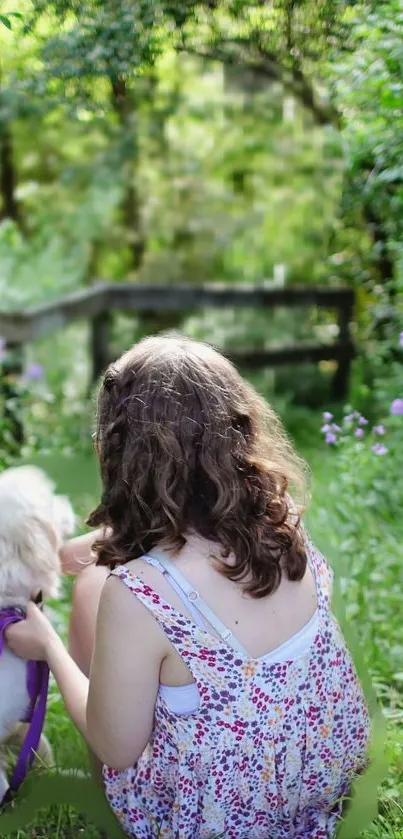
[0,281,354,343]
[0,281,355,442]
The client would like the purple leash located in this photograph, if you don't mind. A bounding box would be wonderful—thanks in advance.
[0,603,49,808]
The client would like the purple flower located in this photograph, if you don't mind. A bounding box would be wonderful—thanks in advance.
[390,398,403,415]
[323,422,340,436]
[399,332,403,348]
[25,362,44,381]
[374,424,385,436]
[372,443,388,455]
[344,411,359,422]
[358,416,368,426]
[323,411,333,422]
[325,432,336,444]
[355,428,364,438]
[0,337,5,363]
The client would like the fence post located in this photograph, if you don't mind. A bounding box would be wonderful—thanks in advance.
[0,342,25,450]
[331,294,355,400]
[90,311,112,385]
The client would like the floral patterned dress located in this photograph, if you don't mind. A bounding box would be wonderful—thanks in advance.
[102,537,371,839]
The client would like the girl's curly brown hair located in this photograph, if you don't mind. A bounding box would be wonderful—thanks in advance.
[87,334,309,597]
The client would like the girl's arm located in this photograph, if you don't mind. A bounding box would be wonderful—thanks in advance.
[46,632,89,740]
[50,577,161,769]
[52,578,161,769]
[59,528,107,575]
[86,575,161,770]
[6,579,163,771]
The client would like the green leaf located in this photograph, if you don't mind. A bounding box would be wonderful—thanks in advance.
[0,14,12,29]
[377,166,403,183]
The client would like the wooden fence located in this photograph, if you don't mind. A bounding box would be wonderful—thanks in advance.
[0,281,355,441]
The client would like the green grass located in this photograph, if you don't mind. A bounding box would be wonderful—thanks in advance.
[1,436,402,839]
[305,443,403,839]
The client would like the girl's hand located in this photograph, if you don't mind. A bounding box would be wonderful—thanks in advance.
[5,601,58,662]
[59,527,109,575]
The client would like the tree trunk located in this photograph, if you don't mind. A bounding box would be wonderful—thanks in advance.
[110,75,145,271]
[110,74,185,341]
[0,122,19,225]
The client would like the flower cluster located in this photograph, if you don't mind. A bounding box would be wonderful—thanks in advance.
[321,331,403,455]
[321,412,340,446]
[0,337,44,381]
[321,409,392,455]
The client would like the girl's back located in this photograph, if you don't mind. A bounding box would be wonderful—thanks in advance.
[86,334,370,838]
[102,534,370,839]
[128,530,319,686]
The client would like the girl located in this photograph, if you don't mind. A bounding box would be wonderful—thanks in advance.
[5,335,370,839]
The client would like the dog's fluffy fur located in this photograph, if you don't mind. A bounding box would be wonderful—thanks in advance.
[0,466,75,800]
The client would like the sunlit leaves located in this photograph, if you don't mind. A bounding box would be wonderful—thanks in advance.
[0,11,22,30]
[30,0,166,85]
[319,0,403,313]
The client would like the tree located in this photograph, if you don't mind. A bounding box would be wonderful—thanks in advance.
[329,1,403,304]
[24,0,167,272]
[173,0,347,127]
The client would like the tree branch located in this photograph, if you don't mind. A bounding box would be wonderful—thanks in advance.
[177,38,341,128]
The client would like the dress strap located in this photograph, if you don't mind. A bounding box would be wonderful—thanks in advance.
[301,526,333,610]
[147,548,249,657]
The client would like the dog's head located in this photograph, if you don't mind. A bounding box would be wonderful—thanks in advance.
[0,465,75,608]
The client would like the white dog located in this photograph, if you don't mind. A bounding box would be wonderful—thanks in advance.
[0,465,75,801]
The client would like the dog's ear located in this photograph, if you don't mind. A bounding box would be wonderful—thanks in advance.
[53,495,76,540]
[18,516,62,600]
[0,467,75,603]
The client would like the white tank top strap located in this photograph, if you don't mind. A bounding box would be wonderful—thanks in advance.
[147,547,249,657]
[139,553,206,630]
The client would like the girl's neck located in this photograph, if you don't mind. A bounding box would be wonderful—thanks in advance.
[163,530,236,569]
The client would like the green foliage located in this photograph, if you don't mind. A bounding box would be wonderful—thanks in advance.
[305,395,403,834]
[1,0,402,329]
[28,0,164,84]
[326,1,403,304]
[317,405,403,684]
[0,0,347,368]
[0,167,124,308]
